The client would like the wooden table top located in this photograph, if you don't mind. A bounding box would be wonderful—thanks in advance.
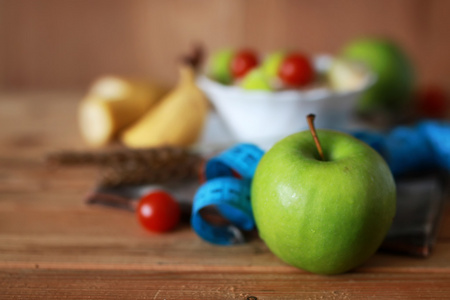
[1,91,450,299]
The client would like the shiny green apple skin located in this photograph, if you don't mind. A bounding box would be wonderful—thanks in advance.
[251,130,396,275]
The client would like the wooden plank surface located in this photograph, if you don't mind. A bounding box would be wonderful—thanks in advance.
[0,92,450,299]
[2,269,450,300]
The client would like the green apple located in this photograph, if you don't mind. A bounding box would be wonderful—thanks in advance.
[240,68,272,91]
[208,49,234,85]
[251,129,396,275]
[341,38,415,113]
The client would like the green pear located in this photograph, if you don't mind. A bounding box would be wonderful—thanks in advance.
[341,38,415,113]
[251,129,396,275]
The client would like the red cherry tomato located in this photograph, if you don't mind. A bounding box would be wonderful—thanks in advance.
[136,190,181,233]
[231,49,259,78]
[278,53,314,87]
[416,85,448,118]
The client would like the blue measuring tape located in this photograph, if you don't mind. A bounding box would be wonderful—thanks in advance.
[191,143,264,245]
[352,120,450,176]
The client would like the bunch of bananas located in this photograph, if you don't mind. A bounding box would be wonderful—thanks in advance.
[78,64,210,148]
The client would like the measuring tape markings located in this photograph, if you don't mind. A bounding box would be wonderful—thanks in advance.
[192,143,265,245]
[205,143,264,180]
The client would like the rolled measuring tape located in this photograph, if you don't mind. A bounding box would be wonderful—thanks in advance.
[417,120,450,171]
[191,143,265,245]
[352,120,450,176]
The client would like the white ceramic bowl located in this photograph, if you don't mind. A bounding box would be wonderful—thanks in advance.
[197,56,374,148]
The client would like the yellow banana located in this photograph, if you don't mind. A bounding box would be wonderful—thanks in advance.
[78,76,167,147]
[120,65,210,148]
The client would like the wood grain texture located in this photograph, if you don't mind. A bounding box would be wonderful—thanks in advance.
[0,0,449,90]
[2,269,450,299]
[0,92,450,298]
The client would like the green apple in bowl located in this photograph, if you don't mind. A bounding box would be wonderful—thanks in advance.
[251,116,396,275]
[240,68,272,91]
[261,50,286,87]
[207,49,234,85]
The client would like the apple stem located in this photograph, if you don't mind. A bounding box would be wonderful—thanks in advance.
[306,114,325,161]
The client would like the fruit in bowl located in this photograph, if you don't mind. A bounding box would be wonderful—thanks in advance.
[198,49,374,147]
[207,48,259,85]
[207,49,318,91]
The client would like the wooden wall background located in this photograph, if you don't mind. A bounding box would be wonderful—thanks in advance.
[0,0,449,91]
